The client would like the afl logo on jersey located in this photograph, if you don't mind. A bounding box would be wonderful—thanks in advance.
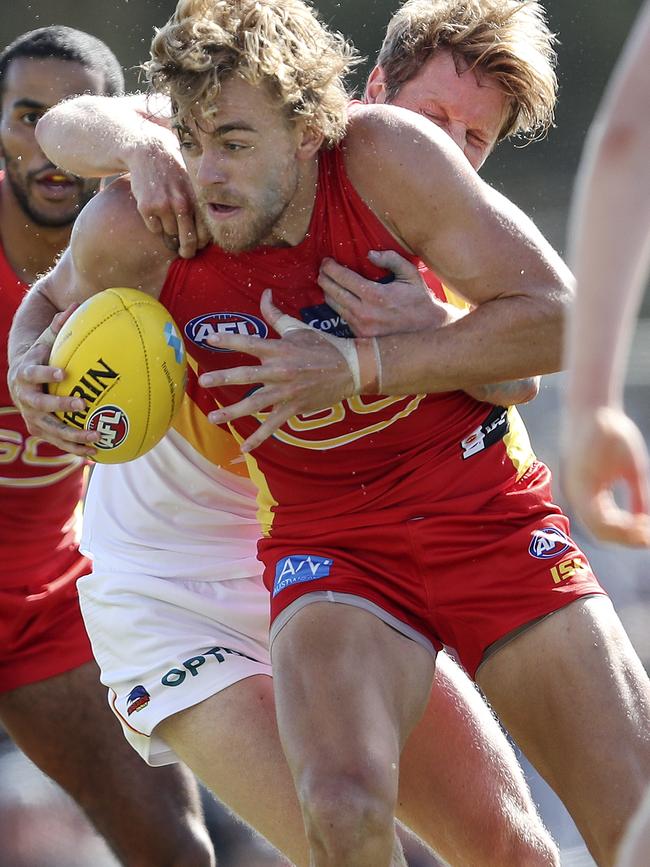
[528,525,572,560]
[184,312,268,352]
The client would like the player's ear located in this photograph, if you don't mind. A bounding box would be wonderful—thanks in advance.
[365,66,388,104]
[296,123,324,161]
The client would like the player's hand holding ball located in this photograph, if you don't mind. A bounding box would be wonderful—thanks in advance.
[47,288,187,463]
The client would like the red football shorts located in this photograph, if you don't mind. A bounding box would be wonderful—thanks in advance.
[0,552,93,693]
[261,463,607,678]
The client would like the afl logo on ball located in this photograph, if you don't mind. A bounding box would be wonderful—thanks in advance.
[86,405,130,450]
[184,312,268,352]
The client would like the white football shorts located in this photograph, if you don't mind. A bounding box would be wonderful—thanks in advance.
[78,568,271,766]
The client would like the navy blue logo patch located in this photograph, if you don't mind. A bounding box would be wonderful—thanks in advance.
[299,303,354,338]
[528,526,572,560]
[184,312,268,352]
[126,685,150,716]
[273,555,333,597]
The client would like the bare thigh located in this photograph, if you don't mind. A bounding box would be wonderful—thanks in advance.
[398,651,559,867]
[160,648,558,867]
[272,603,435,867]
[0,660,212,867]
[157,673,307,867]
[477,596,650,867]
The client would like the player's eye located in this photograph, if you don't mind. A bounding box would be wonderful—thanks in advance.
[422,110,445,126]
[223,141,249,152]
[20,111,42,126]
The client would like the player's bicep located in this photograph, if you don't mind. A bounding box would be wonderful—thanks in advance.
[417,180,571,308]
[68,177,171,294]
[35,248,95,312]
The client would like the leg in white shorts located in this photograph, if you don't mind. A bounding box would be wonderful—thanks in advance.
[78,568,271,766]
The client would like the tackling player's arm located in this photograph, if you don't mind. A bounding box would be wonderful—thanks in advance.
[8,178,172,454]
[317,251,539,406]
[37,95,207,258]
[345,104,573,394]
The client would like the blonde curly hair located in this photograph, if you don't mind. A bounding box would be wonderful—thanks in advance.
[376,0,558,142]
[145,0,359,145]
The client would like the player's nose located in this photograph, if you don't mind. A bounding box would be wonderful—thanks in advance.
[446,120,468,155]
[196,149,228,186]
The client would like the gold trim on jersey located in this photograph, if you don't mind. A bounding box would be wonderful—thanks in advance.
[256,394,426,451]
[171,392,249,478]
[504,406,536,479]
[225,422,278,535]
[0,406,83,487]
[441,284,471,311]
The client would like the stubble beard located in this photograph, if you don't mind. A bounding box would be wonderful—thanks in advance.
[204,164,299,254]
[3,154,98,228]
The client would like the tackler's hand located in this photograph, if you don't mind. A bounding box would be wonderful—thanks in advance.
[126,128,211,260]
[318,249,459,337]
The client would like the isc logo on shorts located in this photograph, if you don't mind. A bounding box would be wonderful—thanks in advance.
[528,525,572,560]
[273,555,333,597]
[184,312,268,352]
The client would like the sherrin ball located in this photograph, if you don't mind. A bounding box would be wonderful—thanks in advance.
[48,287,187,464]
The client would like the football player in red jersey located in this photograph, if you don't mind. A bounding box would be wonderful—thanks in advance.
[6,7,564,867]
[6,3,645,863]
[0,26,213,867]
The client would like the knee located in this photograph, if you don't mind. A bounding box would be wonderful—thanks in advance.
[298,766,396,859]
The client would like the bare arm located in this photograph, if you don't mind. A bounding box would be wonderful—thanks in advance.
[36,94,207,258]
[343,105,572,393]
[561,1,650,547]
[565,0,650,412]
[318,250,539,406]
[199,108,566,448]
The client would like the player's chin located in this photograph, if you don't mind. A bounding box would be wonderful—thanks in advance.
[29,198,82,228]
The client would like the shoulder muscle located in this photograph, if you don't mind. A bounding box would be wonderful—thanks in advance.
[70,176,174,297]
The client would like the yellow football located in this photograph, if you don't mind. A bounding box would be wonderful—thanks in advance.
[49,287,187,464]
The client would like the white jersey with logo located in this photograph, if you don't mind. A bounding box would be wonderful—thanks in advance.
[81,424,260,581]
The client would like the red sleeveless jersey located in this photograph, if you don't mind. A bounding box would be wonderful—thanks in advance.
[160,146,535,536]
[0,205,86,588]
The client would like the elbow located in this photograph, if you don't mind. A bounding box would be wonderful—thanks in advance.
[517,376,541,404]
[540,276,573,372]
[35,106,70,164]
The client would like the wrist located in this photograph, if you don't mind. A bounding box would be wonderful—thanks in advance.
[357,337,383,394]
[123,125,177,171]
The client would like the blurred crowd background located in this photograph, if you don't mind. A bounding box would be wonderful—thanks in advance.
[1,1,648,865]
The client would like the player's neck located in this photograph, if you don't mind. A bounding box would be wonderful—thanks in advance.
[0,181,72,284]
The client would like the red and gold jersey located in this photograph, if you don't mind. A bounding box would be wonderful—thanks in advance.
[160,146,535,536]
[0,197,86,588]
